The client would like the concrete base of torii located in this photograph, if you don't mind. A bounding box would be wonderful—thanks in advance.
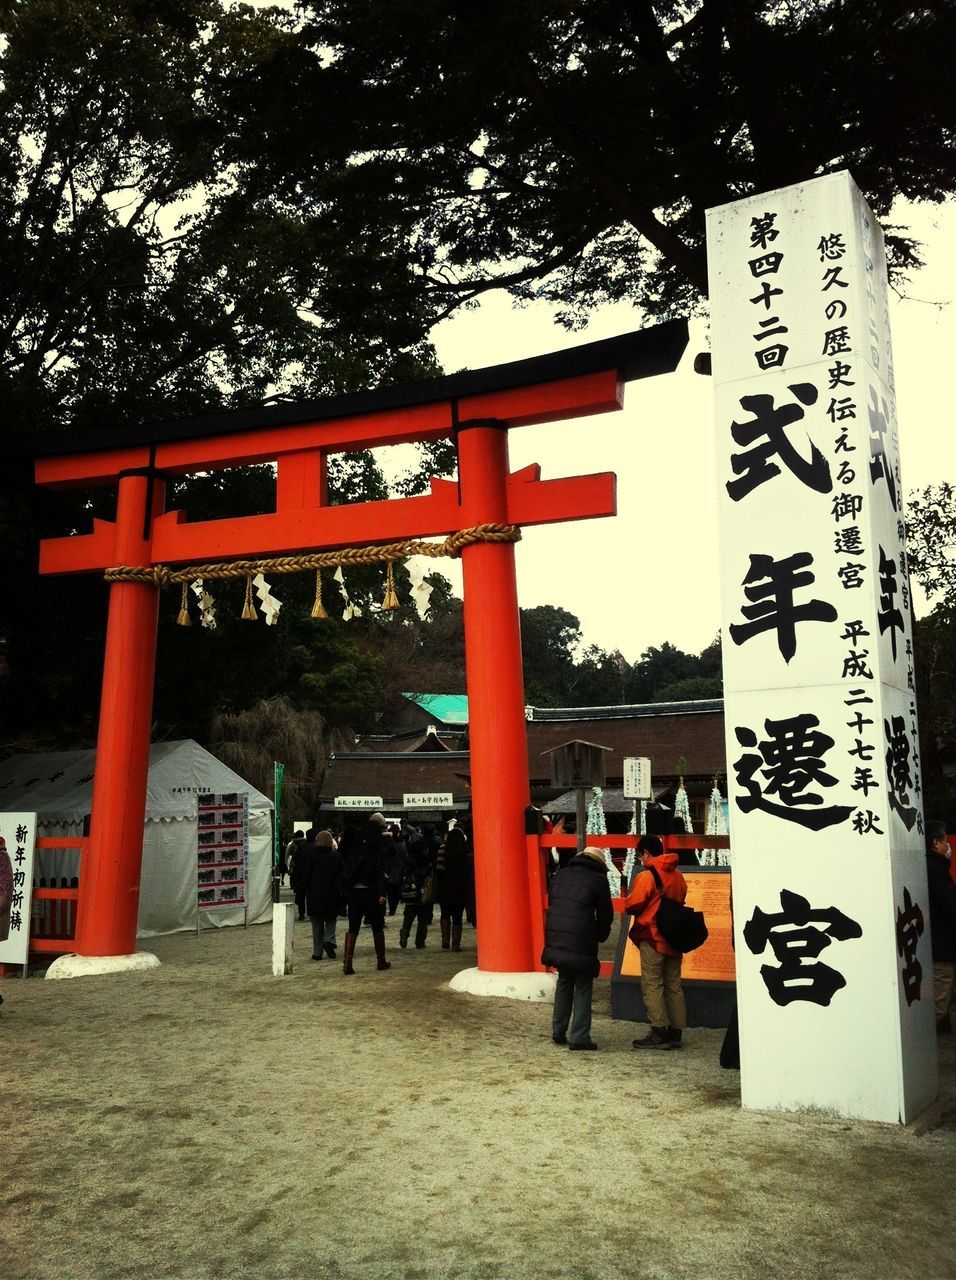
[45,952,160,980]
[449,968,556,1002]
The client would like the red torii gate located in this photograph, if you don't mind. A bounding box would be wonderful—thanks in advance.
[31,323,687,970]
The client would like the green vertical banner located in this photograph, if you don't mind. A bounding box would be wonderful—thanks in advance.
[273,761,285,901]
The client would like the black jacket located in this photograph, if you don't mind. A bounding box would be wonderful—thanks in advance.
[342,822,388,897]
[297,843,344,920]
[436,830,472,906]
[541,852,614,977]
[927,851,956,962]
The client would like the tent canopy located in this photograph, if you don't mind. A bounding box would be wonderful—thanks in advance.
[0,739,273,824]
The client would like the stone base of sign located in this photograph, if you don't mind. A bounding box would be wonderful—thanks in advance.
[449,967,556,1002]
[45,952,160,980]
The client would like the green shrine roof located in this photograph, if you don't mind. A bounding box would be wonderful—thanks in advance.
[403,693,469,725]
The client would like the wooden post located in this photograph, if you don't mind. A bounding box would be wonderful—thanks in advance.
[272,902,295,976]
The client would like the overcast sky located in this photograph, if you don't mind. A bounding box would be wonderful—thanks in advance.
[414,198,955,665]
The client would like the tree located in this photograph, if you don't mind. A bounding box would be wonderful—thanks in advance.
[0,0,439,433]
[519,604,584,704]
[238,0,956,330]
[0,0,444,748]
[907,483,956,824]
[906,483,956,608]
[209,695,355,831]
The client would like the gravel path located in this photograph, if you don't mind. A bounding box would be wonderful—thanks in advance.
[2,911,954,1280]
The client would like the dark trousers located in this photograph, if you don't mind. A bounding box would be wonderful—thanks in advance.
[347,887,385,935]
[552,967,594,1046]
[401,903,434,946]
[310,915,337,957]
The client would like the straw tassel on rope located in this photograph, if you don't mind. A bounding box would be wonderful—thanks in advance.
[311,569,328,619]
[177,582,191,627]
[241,574,258,620]
[381,561,399,611]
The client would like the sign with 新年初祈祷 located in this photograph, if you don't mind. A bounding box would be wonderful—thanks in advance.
[0,812,37,965]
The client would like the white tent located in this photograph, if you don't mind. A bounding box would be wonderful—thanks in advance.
[0,739,274,937]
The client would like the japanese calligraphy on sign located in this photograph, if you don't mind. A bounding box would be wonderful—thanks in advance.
[0,812,37,966]
[708,172,920,845]
[706,173,934,1122]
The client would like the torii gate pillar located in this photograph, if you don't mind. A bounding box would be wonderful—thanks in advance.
[458,421,534,971]
[75,472,164,956]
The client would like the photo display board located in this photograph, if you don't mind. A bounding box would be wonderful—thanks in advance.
[197,792,248,911]
[0,812,37,966]
[706,171,936,1121]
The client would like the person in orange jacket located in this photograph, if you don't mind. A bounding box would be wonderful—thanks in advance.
[624,834,688,1050]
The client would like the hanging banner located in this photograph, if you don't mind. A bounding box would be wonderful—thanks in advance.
[707,170,935,1122]
[0,812,37,966]
[197,792,249,910]
[273,762,284,876]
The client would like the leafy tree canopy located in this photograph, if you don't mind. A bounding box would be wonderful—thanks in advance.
[0,0,440,434]
[906,483,956,611]
[906,483,956,823]
[232,0,956,328]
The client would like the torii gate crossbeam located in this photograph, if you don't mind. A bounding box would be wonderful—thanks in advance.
[26,322,688,969]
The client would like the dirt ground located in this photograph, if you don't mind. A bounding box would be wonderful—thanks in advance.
[2,903,955,1280]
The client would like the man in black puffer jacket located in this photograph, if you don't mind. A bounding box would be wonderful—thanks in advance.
[541,846,614,1051]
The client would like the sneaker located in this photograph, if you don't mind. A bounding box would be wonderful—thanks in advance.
[568,1040,598,1051]
[552,1032,568,1045]
[399,932,409,949]
[632,1029,674,1050]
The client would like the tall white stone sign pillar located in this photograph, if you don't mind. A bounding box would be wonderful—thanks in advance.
[706,171,937,1123]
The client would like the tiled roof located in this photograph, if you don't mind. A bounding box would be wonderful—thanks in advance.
[323,702,726,803]
[525,710,725,783]
[323,752,472,805]
[527,698,724,721]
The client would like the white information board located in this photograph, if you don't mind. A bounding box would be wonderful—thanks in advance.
[622,758,652,800]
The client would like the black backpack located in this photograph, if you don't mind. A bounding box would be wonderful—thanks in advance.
[631,864,708,954]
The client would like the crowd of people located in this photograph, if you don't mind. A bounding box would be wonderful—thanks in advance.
[280,809,956,1057]
[281,814,475,974]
